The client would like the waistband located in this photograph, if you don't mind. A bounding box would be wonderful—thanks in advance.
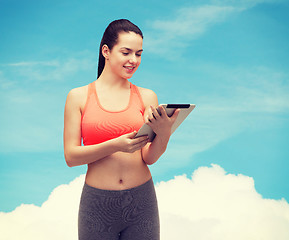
[82,178,154,197]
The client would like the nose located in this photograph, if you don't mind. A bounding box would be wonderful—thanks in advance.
[129,54,137,64]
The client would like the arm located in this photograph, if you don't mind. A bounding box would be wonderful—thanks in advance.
[140,90,179,165]
[63,88,148,167]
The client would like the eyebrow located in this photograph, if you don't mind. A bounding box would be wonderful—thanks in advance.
[120,47,143,53]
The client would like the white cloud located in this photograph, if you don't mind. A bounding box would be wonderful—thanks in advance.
[209,0,285,9]
[0,175,84,240]
[199,65,289,113]
[151,5,236,37]
[1,165,289,240]
[144,4,238,59]
[157,164,289,240]
[144,0,283,59]
[4,61,60,67]
[1,51,96,82]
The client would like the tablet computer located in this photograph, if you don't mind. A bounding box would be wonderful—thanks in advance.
[134,104,196,142]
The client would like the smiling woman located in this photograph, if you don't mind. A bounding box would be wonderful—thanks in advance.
[100,31,143,82]
[63,19,179,240]
[96,19,144,79]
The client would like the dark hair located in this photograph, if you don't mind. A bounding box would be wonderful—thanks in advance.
[97,19,143,78]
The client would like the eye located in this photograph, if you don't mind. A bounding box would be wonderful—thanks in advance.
[136,53,142,57]
[122,52,129,56]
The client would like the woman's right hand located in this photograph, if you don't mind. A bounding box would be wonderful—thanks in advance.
[114,131,149,153]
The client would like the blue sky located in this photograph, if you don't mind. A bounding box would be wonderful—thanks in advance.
[0,0,289,217]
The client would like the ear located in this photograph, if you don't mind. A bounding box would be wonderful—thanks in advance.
[102,44,110,60]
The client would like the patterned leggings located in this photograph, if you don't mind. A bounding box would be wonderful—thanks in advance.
[78,178,160,240]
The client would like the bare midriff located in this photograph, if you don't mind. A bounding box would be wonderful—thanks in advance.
[85,150,152,190]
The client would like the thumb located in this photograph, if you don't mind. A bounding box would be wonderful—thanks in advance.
[171,108,180,121]
[127,131,137,138]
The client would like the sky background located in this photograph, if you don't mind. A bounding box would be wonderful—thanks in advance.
[0,0,289,239]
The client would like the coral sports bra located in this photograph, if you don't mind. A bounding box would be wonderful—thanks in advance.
[81,81,145,145]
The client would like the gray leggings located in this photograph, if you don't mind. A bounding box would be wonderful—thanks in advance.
[78,178,160,240]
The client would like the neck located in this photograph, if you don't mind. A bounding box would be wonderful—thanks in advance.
[97,65,128,88]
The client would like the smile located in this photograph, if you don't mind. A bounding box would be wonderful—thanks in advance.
[124,66,135,70]
[123,66,135,73]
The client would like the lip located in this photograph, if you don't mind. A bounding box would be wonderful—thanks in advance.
[123,66,135,73]
[124,66,135,69]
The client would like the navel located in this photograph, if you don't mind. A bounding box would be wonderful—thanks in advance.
[119,179,123,184]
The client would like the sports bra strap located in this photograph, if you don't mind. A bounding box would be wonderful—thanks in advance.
[88,81,96,97]
[131,83,145,110]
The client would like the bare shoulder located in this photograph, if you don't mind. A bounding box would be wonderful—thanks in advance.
[137,86,158,107]
[67,85,88,99]
[65,84,89,111]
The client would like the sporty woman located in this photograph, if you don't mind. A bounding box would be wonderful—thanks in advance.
[63,19,179,240]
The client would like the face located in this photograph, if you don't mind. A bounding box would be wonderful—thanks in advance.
[104,31,143,80]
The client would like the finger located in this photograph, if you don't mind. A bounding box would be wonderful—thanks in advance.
[150,106,160,119]
[146,108,151,119]
[171,108,180,121]
[131,134,149,143]
[133,138,149,150]
[136,135,149,142]
[147,109,156,123]
[145,119,152,126]
[126,131,137,138]
[130,139,148,152]
[157,105,167,118]
[135,137,149,146]
[144,114,150,123]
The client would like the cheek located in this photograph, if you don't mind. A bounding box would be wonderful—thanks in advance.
[134,63,141,72]
[113,58,124,68]
[136,58,141,67]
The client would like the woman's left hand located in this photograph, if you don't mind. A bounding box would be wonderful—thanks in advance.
[145,105,180,139]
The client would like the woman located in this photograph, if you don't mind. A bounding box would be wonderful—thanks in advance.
[64,19,179,240]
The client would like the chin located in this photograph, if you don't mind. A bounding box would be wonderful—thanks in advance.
[122,73,135,80]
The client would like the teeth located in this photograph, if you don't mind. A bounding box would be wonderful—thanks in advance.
[125,66,134,70]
